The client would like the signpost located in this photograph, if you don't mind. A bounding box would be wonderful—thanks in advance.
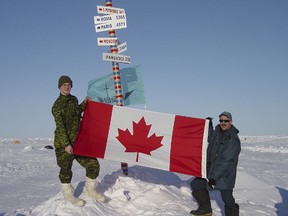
[117,42,127,53]
[94,0,129,175]
[94,14,126,24]
[103,53,131,64]
[97,5,125,15]
[97,37,118,46]
[95,20,127,32]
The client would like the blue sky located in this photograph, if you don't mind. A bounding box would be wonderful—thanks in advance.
[0,0,287,138]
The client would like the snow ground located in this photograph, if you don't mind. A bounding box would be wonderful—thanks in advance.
[0,136,287,215]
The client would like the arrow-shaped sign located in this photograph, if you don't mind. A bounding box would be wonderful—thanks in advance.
[94,14,126,25]
[117,42,127,53]
[97,5,125,15]
[95,20,127,33]
[97,37,118,46]
[103,53,131,64]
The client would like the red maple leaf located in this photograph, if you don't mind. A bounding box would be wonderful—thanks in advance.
[116,117,163,162]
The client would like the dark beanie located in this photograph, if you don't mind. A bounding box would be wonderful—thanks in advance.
[58,75,73,88]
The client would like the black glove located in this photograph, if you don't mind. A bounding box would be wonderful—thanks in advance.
[208,178,216,188]
[206,117,213,127]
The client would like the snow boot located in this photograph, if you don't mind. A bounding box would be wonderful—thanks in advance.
[83,177,105,203]
[225,203,239,216]
[61,183,85,207]
[190,190,212,216]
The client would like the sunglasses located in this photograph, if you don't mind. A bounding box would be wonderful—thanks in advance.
[219,119,230,123]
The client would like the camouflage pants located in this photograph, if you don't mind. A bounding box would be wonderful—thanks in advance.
[55,148,100,183]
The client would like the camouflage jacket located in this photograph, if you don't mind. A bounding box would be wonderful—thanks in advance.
[52,94,86,149]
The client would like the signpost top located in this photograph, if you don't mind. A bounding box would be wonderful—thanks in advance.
[97,5,125,15]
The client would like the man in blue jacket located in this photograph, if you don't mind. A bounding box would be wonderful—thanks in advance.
[190,112,241,216]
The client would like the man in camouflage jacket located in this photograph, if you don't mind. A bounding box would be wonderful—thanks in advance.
[52,75,104,207]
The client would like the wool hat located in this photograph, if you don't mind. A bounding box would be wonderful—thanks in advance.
[58,75,73,88]
[219,111,232,120]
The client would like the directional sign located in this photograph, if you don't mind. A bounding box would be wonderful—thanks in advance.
[97,37,118,46]
[94,14,126,25]
[103,53,131,64]
[117,42,127,53]
[95,20,127,33]
[97,5,125,15]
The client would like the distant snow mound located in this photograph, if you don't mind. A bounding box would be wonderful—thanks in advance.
[23,145,35,151]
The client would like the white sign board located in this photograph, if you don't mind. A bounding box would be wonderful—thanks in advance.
[97,37,118,46]
[94,14,126,25]
[103,53,131,64]
[95,20,127,32]
[117,42,127,53]
[97,5,125,15]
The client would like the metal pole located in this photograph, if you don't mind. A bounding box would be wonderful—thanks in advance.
[105,0,128,175]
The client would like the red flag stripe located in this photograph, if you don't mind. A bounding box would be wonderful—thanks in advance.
[170,115,206,176]
[74,102,112,158]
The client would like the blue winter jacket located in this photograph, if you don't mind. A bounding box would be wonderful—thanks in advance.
[206,124,241,190]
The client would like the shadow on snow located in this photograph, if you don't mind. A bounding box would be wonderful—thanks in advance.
[275,187,288,216]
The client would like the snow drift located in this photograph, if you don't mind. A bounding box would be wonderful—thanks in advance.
[0,136,287,215]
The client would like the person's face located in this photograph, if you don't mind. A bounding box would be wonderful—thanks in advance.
[219,116,232,131]
[60,83,71,96]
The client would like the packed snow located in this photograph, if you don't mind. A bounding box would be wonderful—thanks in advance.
[0,136,287,215]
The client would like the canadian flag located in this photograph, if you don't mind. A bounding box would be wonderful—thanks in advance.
[73,101,209,178]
